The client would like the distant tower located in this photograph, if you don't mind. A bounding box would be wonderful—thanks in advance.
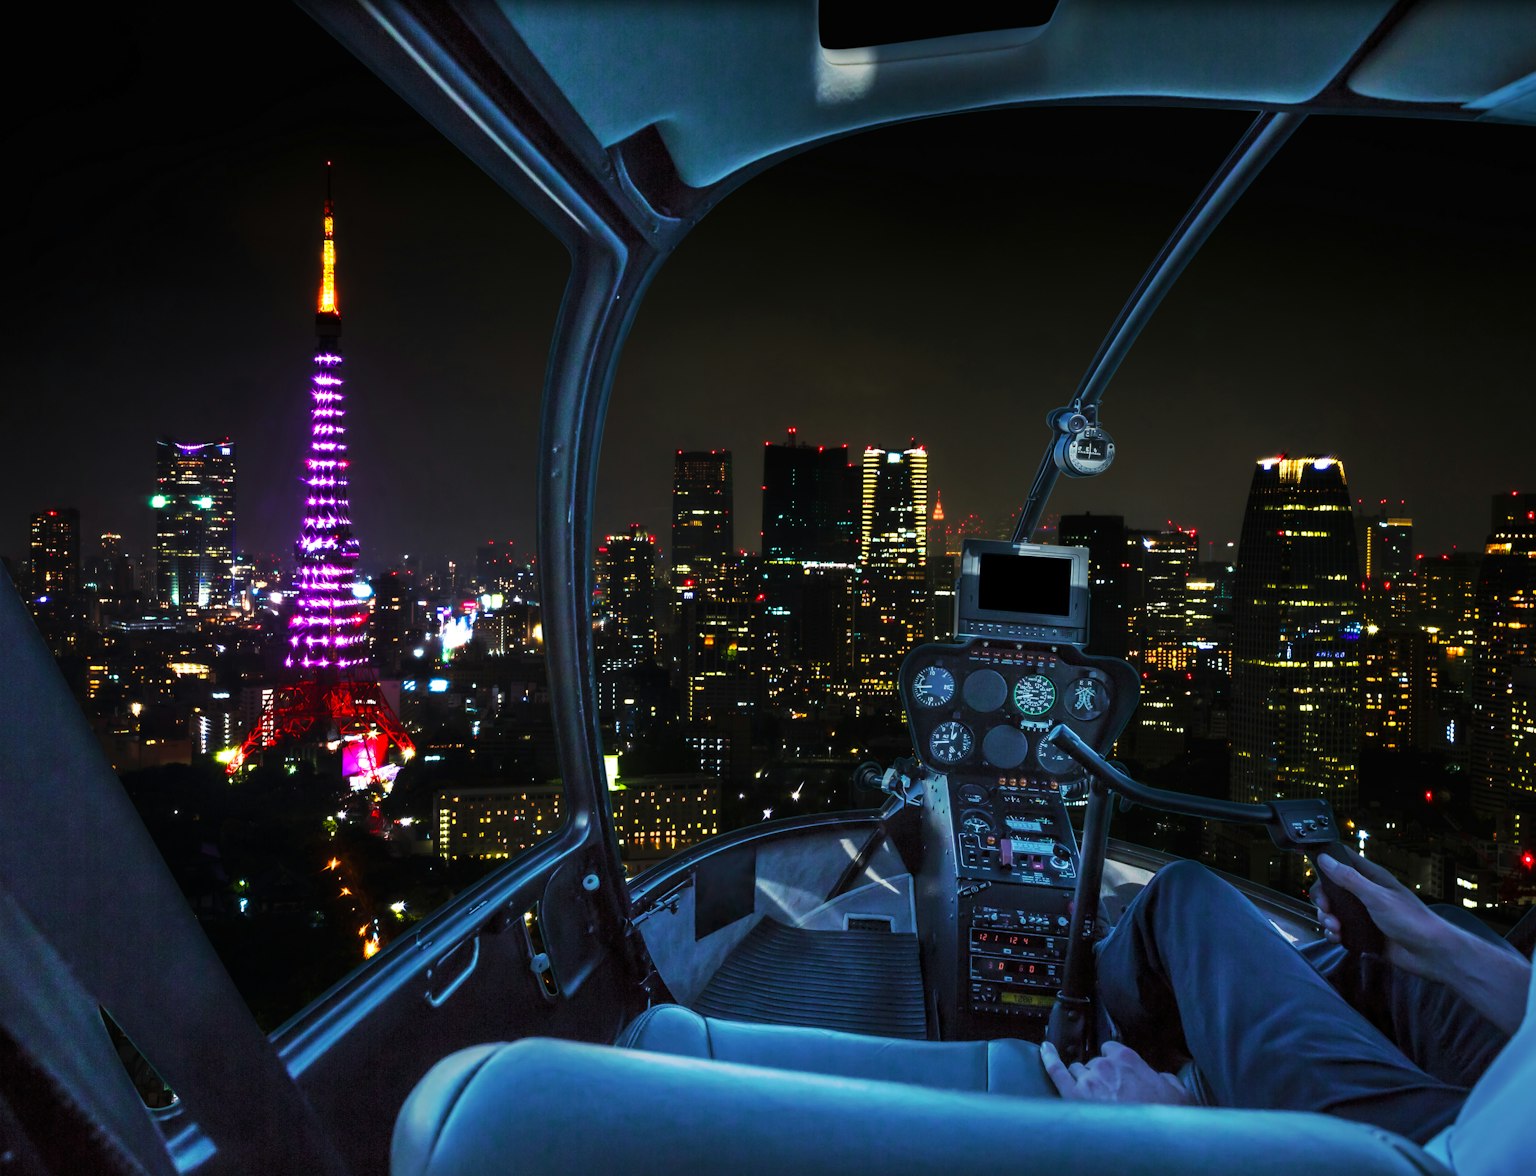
[229,165,414,780]
[856,444,928,700]
[1470,492,1536,815]
[596,525,659,672]
[28,508,80,600]
[1058,513,1130,660]
[153,438,236,613]
[760,431,857,705]
[761,430,855,564]
[671,450,734,593]
[1230,455,1362,811]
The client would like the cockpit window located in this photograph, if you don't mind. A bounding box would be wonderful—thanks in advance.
[8,4,566,1030]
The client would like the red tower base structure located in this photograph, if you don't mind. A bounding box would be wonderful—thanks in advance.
[226,671,415,783]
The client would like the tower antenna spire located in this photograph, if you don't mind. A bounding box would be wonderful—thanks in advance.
[318,160,339,322]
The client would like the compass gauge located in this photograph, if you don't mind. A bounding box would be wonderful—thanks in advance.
[928,721,974,765]
[1012,674,1057,718]
[911,665,956,708]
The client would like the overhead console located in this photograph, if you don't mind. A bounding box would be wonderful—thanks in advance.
[903,541,1138,1040]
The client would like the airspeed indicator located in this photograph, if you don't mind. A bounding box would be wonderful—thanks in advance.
[1012,674,1057,717]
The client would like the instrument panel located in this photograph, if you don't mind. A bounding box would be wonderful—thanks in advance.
[902,638,1139,1037]
[900,639,1137,780]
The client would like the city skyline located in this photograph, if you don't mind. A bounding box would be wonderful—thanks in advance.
[8,5,1536,573]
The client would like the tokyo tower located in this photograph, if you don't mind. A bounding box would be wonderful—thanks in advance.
[228,164,415,783]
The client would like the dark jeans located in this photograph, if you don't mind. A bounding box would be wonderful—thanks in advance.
[1095,860,1520,1144]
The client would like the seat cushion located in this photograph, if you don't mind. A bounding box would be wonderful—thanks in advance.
[617,1003,1056,1098]
[392,1037,1449,1176]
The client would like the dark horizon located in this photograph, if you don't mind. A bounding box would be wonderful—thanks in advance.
[7,4,1536,576]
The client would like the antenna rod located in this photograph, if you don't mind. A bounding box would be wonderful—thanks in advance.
[1012,110,1305,544]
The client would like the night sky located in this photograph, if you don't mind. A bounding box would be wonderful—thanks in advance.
[7,3,1536,575]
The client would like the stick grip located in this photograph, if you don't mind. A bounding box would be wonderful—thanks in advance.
[1311,843,1386,954]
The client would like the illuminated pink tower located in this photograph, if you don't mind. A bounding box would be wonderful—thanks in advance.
[229,165,414,782]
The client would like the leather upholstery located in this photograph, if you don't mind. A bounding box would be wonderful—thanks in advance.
[391,1037,1450,1176]
[617,1003,1055,1098]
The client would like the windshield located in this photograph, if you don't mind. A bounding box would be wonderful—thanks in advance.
[6,3,1536,1035]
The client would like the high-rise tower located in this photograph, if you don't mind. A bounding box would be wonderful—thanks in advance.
[855,444,928,700]
[671,450,734,594]
[28,508,80,601]
[229,166,414,781]
[1230,455,1362,812]
[760,431,857,708]
[1470,492,1536,815]
[153,438,236,614]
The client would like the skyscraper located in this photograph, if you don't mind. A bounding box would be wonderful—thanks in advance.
[1058,513,1130,660]
[761,431,855,564]
[760,432,857,706]
[671,450,733,594]
[596,525,659,672]
[1230,455,1362,812]
[1358,506,1423,750]
[856,444,928,699]
[28,508,80,601]
[1470,492,1536,815]
[1139,527,1199,672]
[152,438,235,613]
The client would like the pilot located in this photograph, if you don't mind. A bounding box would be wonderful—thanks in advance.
[1039,851,1532,1171]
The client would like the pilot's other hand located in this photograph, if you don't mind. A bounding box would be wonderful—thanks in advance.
[1041,1039,1191,1105]
[1314,848,1446,978]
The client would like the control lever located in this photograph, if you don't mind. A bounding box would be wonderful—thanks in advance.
[1309,843,1387,956]
[851,758,924,811]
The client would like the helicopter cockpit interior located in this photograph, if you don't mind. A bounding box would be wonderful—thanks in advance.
[5,3,1536,1175]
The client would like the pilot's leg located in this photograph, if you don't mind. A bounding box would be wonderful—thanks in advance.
[1301,905,1519,1088]
[1095,860,1468,1144]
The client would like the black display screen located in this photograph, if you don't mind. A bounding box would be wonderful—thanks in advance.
[977,553,1071,617]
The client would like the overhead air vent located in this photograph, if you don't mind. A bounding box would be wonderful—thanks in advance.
[819,1,1061,51]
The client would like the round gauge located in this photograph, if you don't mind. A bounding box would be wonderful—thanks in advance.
[982,724,1029,770]
[1012,674,1057,718]
[962,668,1008,713]
[928,721,974,765]
[1066,676,1109,721]
[1036,738,1081,777]
[1054,424,1116,478]
[911,665,956,708]
[957,782,988,806]
[961,813,992,837]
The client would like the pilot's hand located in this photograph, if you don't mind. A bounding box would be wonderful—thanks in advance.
[1040,1040,1191,1105]
[1313,848,1448,979]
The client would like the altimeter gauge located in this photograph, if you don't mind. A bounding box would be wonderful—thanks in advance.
[1012,674,1057,717]
[911,665,956,708]
[928,721,974,765]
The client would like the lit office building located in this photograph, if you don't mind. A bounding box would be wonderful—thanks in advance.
[1139,527,1198,672]
[1058,514,1131,660]
[610,773,721,867]
[1418,550,1482,761]
[596,525,659,672]
[1358,506,1425,750]
[1230,455,1362,812]
[856,444,928,699]
[671,450,734,594]
[435,784,564,862]
[1470,492,1536,815]
[761,432,857,705]
[28,507,80,600]
[153,437,236,614]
